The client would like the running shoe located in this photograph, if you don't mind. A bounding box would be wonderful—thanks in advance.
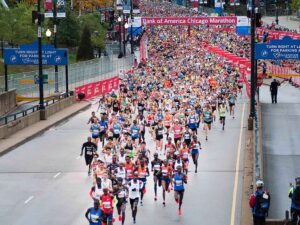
[178,208,182,216]
[118,215,122,222]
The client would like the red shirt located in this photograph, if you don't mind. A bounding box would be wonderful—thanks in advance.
[125,162,134,179]
[101,194,113,214]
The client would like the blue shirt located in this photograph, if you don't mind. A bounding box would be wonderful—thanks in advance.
[131,126,139,138]
[291,187,300,210]
[89,207,101,225]
[188,116,197,129]
[173,173,185,191]
[99,121,107,133]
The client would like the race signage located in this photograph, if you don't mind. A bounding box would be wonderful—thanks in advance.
[255,36,300,60]
[44,0,54,18]
[141,16,237,25]
[56,0,66,17]
[75,76,119,100]
[4,42,68,65]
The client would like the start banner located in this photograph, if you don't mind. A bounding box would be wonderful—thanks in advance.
[75,76,119,100]
[141,16,237,25]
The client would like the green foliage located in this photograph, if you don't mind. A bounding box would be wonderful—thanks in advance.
[56,8,81,47]
[79,13,107,50]
[0,2,35,46]
[76,26,94,61]
[291,0,300,10]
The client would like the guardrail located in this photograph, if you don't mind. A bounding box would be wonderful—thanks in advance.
[0,104,40,126]
[0,92,70,126]
[254,107,261,181]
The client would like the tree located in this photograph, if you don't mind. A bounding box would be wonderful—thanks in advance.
[73,0,114,15]
[0,3,35,47]
[57,8,81,47]
[79,13,107,51]
[76,26,94,61]
[291,0,300,10]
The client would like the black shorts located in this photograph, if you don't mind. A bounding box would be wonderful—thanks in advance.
[100,132,106,139]
[129,198,139,206]
[165,125,170,129]
[85,155,93,165]
[174,189,185,194]
[113,107,119,113]
[212,106,216,112]
[113,133,120,139]
[156,135,163,141]
[190,127,197,132]
[184,139,191,146]
[174,137,181,144]
[220,116,225,120]
[229,103,235,107]
[238,85,243,89]
[204,121,212,125]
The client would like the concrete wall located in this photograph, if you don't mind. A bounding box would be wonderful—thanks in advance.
[0,89,17,117]
[45,96,76,118]
[0,111,40,139]
[0,96,76,139]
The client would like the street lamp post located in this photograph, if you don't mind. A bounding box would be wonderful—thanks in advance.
[37,0,45,113]
[118,16,123,58]
[249,0,257,129]
[53,1,59,93]
[124,22,128,56]
[130,0,134,54]
[275,0,279,24]
[46,28,52,42]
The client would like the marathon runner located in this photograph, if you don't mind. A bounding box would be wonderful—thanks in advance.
[81,137,98,176]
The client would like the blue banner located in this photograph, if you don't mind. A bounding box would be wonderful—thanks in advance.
[255,36,300,60]
[176,0,183,5]
[4,42,68,66]
[123,0,131,13]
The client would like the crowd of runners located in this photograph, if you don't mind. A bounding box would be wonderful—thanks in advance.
[81,2,245,225]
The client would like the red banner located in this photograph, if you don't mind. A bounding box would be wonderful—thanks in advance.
[205,43,251,97]
[142,17,237,25]
[256,28,300,40]
[75,76,119,100]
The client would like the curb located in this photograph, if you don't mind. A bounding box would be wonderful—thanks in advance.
[0,102,91,157]
[241,102,254,225]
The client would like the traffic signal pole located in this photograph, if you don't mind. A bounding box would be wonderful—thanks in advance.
[37,0,45,117]
[249,0,257,130]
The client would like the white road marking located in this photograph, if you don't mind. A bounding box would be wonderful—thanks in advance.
[230,103,245,225]
[76,156,81,159]
[53,172,61,179]
[24,196,34,204]
[281,81,288,88]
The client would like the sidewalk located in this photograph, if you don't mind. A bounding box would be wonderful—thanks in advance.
[0,101,90,156]
[263,77,285,86]
[260,82,300,218]
[262,16,300,32]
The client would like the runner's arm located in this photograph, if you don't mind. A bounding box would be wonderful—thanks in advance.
[81,143,85,156]
[85,208,92,222]
[89,187,95,200]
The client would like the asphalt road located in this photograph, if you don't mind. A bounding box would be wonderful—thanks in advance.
[0,96,248,225]
[260,82,300,219]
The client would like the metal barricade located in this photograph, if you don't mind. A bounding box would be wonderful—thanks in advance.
[2,53,134,98]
